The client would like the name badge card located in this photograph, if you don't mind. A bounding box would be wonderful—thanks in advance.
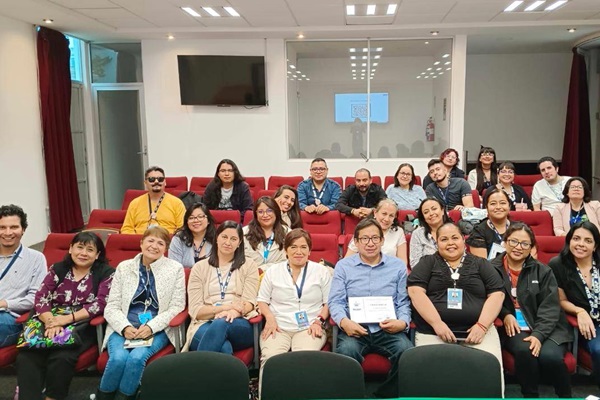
[488,243,506,260]
[295,310,309,329]
[349,296,395,323]
[138,312,153,325]
[447,288,463,310]
[515,309,531,331]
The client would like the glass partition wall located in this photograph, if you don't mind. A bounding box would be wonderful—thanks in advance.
[287,39,453,160]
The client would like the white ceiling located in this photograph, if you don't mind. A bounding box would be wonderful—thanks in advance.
[1,0,600,52]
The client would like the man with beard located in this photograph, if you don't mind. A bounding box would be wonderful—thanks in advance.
[121,166,186,234]
[297,158,341,214]
[425,159,473,211]
[532,156,570,212]
[336,168,386,218]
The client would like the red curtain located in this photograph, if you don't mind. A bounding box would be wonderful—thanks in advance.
[561,48,592,184]
[37,27,83,232]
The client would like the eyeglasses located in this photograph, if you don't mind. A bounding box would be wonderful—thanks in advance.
[311,167,327,172]
[257,209,274,216]
[188,215,207,222]
[358,236,382,244]
[569,185,584,190]
[507,239,532,250]
[398,172,412,177]
[481,152,494,156]
[219,169,234,174]
[499,170,514,175]
[146,177,165,183]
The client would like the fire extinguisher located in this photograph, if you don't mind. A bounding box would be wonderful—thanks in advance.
[426,117,435,142]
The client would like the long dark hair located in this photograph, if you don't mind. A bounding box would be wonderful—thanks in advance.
[559,221,600,268]
[63,232,109,269]
[212,159,245,187]
[417,197,450,236]
[475,146,498,193]
[393,163,416,190]
[274,185,303,229]
[245,197,286,251]
[175,202,216,247]
[562,177,592,203]
[208,221,246,271]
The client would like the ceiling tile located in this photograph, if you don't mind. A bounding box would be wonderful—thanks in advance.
[443,12,499,23]
[75,8,136,19]
[538,10,599,20]
[97,17,157,28]
[491,12,544,22]
[394,13,447,24]
[288,0,344,26]
[111,0,203,27]
[558,0,600,12]
[397,0,456,15]
[50,0,116,8]
[228,0,297,27]
[447,1,505,14]
[195,17,250,27]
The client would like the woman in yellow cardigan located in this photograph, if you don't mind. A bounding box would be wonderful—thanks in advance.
[183,220,259,353]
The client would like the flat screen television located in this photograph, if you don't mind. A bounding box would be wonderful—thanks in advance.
[177,55,267,106]
[334,92,389,123]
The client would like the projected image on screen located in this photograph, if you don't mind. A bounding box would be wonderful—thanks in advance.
[334,93,389,123]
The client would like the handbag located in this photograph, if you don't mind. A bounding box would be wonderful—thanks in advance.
[16,306,87,349]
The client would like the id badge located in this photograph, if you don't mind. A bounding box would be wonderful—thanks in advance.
[295,310,309,329]
[488,242,506,260]
[138,312,153,325]
[314,199,321,206]
[515,309,531,331]
[447,288,463,310]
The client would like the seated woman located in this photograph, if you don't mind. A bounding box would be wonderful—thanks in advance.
[257,229,331,379]
[549,221,600,389]
[17,232,113,400]
[491,223,572,398]
[273,185,303,229]
[202,159,253,216]
[385,163,426,211]
[467,187,511,260]
[410,197,450,268]
[553,177,600,236]
[183,221,258,354]
[468,146,498,196]
[243,197,289,272]
[423,148,465,188]
[407,223,505,373]
[97,226,185,400]
[169,202,216,267]
[495,161,533,211]
[345,199,408,265]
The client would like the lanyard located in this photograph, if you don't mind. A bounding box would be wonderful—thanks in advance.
[437,184,450,207]
[546,180,563,201]
[148,193,166,222]
[488,220,509,242]
[502,256,523,306]
[577,262,600,320]
[445,253,466,288]
[263,233,274,263]
[138,261,154,312]
[312,184,325,203]
[570,208,585,226]
[216,267,233,300]
[287,263,308,300]
[0,245,22,281]
[193,238,206,260]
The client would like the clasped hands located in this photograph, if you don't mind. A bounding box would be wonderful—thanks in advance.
[340,318,406,337]
[43,314,72,339]
[304,204,329,215]
[123,325,153,340]
[215,301,244,323]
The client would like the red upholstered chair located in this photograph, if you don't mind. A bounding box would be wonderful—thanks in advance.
[471,189,481,209]
[535,236,565,265]
[300,211,342,237]
[87,209,127,231]
[121,189,147,210]
[448,210,461,223]
[308,233,339,265]
[245,177,266,193]
[343,215,361,237]
[105,234,144,267]
[342,234,353,256]
[344,176,382,188]
[513,174,540,198]
[329,177,343,189]
[268,176,304,190]
[189,177,213,196]
[566,314,593,373]
[331,320,391,375]
[165,188,185,198]
[258,189,277,198]
[211,210,242,227]
[397,210,417,225]
[0,345,18,369]
[509,211,554,236]
[242,210,254,226]
[414,175,422,186]
[165,177,188,191]
[43,233,75,267]
[385,175,422,188]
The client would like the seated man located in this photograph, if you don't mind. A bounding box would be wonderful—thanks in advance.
[297,158,341,214]
[329,218,413,398]
[425,159,474,211]
[121,166,186,234]
[336,168,386,219]
[532,156,570,213]
[0,205,46,347]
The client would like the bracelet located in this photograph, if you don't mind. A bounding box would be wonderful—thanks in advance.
[476,322,488,333]
[72,312,76,322]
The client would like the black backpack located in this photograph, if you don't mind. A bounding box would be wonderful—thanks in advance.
[178,191,203,210]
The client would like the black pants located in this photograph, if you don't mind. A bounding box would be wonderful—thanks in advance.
[502,332,571,398]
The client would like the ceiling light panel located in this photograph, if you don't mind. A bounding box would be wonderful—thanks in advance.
[203,7,220,17]
[524,1,546,11]
[181,7,201,17]
[504,1,524,12]
[544,0,567,11]
[223,7,240,17]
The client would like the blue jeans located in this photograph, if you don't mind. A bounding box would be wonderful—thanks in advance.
[190,317,253,354]
[99,331,169,396]
[585,325,600,387]
[0,311,21,347]
[337,328,413,397]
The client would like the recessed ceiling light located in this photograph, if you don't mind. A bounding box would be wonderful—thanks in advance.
[306,78,310,81]
[424,41,430,44]
[366,5,376,15]
[376,47,383,52]
[446,67,452,70]
[361,77,365,80]
[361,56,367,60]
[374,55,381,59]
[353,77,357,80]
[373,62,378,66]
[203,7,220,17]
[442,53,450,58]
[167,34,175,40]
[362,63,367,66]
[445,61,451,65]
[436,68,442,71]
[182,7,201,17]
[287,71,291,74]
[346,5,355,15]
[363,48,368,52]
[296,70,302,74]
[424,76,429,79]
[421,72,426,75]
[43,18,54,24]
[417,76,421,79]
[290,78,295,81]
[433,76,437,79]
[352,69,356,72]
[434,61,440,65]
[298,33,305,39]
[349,48,356,52]
[427,67,432,71]
[351,63,357,67]
[439,72,444,75]
[292,75,297,78]
[567,28,576,33]
[372,69,376,73]
[430,72,435,75]
[350,56,356,60]
[504,1,523,12]
[524,1,545,11]
[298,78,302,81]
[387,4,398,15]
[223,7,240,17]
[545,0,567,11]
[289,65,296,69]
[430,31,439,36]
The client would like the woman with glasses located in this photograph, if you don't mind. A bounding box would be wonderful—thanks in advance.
[549,221,600,388]
[273,185,303,229]
[494,161,533,211]
[386,163,426,211]
[202,159,253,217]
[552,177,600,236]
[423,148,465,188]
[467,188,511,260]
[410,197,451,268]
[183,221,258,354]
[345,199,408,265]
[490,222,572,398]
[243,197,289,272]
[169,203,216,268]
[468,146,498,196]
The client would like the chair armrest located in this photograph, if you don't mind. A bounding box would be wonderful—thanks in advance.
[494,318,503,328]
[566,314,578,328]
[329,317,336,326]
[90,315,106,326]
[248,314,263,324]
[16,313,29,324]
[169,309,189,327]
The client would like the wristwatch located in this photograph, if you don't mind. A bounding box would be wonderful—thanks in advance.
[313,315,326,328]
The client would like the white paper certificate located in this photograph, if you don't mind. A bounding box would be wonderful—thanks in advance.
[348,296,396,323]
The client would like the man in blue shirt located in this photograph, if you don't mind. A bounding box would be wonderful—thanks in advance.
[297,158,341,214]
[329,218,413,397]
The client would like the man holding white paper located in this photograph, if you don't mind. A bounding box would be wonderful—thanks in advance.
[329,218,413,398]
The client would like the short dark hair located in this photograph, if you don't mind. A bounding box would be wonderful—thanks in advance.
[537,156,558,170]
[435,222,463,239]
[284,228,312,251]
[355,168,371,178]
[503,222,537,249]
[64,231,108,268]
[353,218,384,241]
[393,163,416,189]
[497,161,515,172]
[209,220,246,271]
[483,187,512,209]
[0,204,28,230]
[311,158,327,166]
[562,177,592,203]
[175,202,216,247]
[427,158,443,169]
[145,166,165,178]
[560,221,600,267]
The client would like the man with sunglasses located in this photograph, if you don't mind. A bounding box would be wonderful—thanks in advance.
[297,158,341,214]
[121,166,186,234]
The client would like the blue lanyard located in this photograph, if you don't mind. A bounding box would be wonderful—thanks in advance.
[263,234,274,263]
[0,245,22,281]
[193,238,206,260]
[312,184,325,202]
[488,220,509,242]
[578,262,600,320]
[437,185,449,207]
[216,267,233,300]
[287,263,308,300]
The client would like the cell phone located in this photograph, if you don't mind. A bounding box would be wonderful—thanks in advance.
[453,331,469,341]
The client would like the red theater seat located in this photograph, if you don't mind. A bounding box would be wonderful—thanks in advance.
[384,175,422,188]
[345,175,382,188]
[43,233,75,267]
[509,211,554,236]
[308,233,339,264]
[245,177,266,192]
[258,189,277,198]
[105,234,144,267]
[121,189,147,210]
[189,177,212,195]
[268,176,304,190]
[535,236,565,265]
[300,211,342,236]
[211,210,242,227]
[513,174,540,198]
[87,209,126,231]
[329,177,343,189]
[165,176,188,191]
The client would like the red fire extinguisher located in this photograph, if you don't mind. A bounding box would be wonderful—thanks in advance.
[426,117,435,142]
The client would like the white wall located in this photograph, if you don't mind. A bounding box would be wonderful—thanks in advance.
[0,16,49,245]
[464,52,571,163]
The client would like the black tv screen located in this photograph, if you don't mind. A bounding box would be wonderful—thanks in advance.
[177,55,267,106]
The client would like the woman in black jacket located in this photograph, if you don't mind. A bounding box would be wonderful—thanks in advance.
[202,159,253,217]
[492,222,572,398]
